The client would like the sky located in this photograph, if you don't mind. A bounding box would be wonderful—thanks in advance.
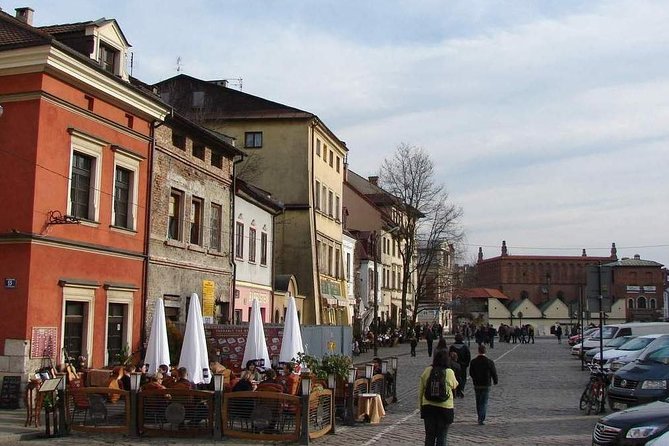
[5,0,668,267]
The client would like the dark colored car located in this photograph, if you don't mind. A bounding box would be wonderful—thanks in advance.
[608,344,669,411]
[592,399,669,445]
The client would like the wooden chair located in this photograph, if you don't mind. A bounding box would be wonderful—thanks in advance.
[68,379,91,424]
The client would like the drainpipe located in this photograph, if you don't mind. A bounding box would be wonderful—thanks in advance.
[229,154,245,324]
[141,119,162,359]
[310,120,322,325]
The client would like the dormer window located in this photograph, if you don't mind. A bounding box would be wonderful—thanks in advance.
[99,42,118,74]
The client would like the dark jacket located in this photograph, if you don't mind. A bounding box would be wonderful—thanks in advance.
[469,355,498,387]
[449,342,471,367]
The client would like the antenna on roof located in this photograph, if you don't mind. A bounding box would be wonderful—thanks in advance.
[176,56,183,73]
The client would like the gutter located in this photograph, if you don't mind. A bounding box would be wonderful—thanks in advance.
[229,153,245,324]
[310,120,322,325]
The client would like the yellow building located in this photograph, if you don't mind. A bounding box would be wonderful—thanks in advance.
[154,75,348,324]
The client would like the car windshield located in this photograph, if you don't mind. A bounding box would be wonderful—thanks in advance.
[618,337,654,351]
[639,336,669,361]
[588,329,601,339]
[606,336,634,348]
[645,346,669,364]
[601,326,618,339]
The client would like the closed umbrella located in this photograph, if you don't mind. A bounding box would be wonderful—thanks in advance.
[242,298,271,368]
[279,295,304,363]
[178,293,211,384]
[144,298,171,375]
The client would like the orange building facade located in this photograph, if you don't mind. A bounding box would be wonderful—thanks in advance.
[0,11,167,373]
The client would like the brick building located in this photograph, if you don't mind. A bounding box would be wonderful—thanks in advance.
[606,255,665,322]
[476,241,618,306]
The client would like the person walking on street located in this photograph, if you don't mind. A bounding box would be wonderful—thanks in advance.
[418,350,458,446]
[426,327,435,357]
[469,344,498,425]
[449,334,471,398]
[410,331,418,357]
[528,325,535,344]
[555,323,563,344]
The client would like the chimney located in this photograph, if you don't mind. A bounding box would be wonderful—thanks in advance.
[368,176,379,186]
[501,240,508,257]
[15,7,34,25]
[582,249,587,257]
[634,254,641,260]
[610,242,617,260]
[477,247,483,263]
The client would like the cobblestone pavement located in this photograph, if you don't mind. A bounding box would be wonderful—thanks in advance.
[5,337,600,445]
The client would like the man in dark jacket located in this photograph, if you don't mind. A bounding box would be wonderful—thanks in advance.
[449,334,471,398]
[469,345,498,425]
[425,327,434,357]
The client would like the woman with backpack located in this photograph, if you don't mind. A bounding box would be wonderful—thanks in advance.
[418,350,458,446]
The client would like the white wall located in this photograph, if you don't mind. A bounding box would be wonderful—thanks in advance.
[234,195,274,287]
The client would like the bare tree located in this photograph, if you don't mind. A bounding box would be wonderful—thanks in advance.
[380,143,463,333]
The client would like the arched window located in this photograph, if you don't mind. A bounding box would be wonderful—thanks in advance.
[637,296,647,309]
[650,298,657,310]
[628,299,635,309]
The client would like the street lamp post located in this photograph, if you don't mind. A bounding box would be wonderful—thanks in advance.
[300,372,312,445]
[346,367,357,426]
[213,373,225,439]
[129,372,142,437]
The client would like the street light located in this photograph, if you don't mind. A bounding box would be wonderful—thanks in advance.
[327,373,336,434]
[364,363,374,380]
[390,356,398,403]
[129,372,142,437]
[300,372,312,445]
[346,367,357,426]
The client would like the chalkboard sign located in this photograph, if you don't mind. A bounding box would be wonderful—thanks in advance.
[0,376,21,409]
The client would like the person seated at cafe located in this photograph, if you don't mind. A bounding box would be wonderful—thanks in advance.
[264,368,278,383]
[173,367,194,390]
[244,360,262,382]
[107,366,125,403]
[142,372,166,391]
[158,364,170,376]
[280,362,299,395]
[232,371,255,392]
[120,364,135,391]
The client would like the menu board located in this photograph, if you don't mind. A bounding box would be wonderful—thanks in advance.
[0,376,21,409]
[30,327,58,360]
[205,324,284,372]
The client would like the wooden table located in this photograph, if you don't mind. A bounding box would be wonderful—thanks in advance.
[356,393,385,424]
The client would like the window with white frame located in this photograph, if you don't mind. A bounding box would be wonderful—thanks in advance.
[316,139,321,157]
[260,232,268,266]
[335,195,340,221]
[249,227,257,263]
[328,191,333,217]
[105,287,134,366]
[235,221,244,258]
[322,185,327,213]
[68,130,104,222]
[335,248,341,278]
[61,284,96,368]
[328,245,333,276]
[111,147,141,231]
[315,180,321,210]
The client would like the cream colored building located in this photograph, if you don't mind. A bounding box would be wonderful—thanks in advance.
[154,75,347,325]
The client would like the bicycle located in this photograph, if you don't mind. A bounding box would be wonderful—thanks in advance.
[579,364,610,415]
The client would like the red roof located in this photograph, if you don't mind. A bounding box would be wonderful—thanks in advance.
[460,288,511,300]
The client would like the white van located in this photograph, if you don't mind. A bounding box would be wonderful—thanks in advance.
[581,322,669,352]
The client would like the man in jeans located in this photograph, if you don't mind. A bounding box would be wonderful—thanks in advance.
[469,344,498,425]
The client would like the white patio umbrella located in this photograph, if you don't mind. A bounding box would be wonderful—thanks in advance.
[143,298,171,375]
[242,298,271,369]
[279,295,304,363]
[178,293,211,384]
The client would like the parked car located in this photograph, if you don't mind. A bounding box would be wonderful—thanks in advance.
[592,335,660,366]
[609,335,669,373]
[592,398,669,445]
[582,322,669,354]
[585,336,636,363]
[608,343,669,410]
[569,327,598,346]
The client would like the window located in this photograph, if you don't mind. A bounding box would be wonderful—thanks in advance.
[329,150,333,167]
[627,299,635,309]
[328,245,333,276]
[70,152,93,219]
[168,189,183,240]
[392,240,396,257]
[190,198,203,245]
[650,298,657,309]
[346,253,351,281]
[107,303,124,364]
[315,181,321,210]
[328,191,334,217]
[192,91,204,108]
[244,132,263,148]
[322,185,328,213]
[113,167,131,228]
[638,296,647,309]
[336,156,340,173]
[172,133,186,150]
[261,232,268,265]
[391,266,396,289]
[61,283,95,369]
[316,139,321,157]
[211,151,223,169]
[210,204,222,251]
[323,144,328,162]
[249,227,257,263]
[335,248,340,278]
[64,301,85,361]
[235,222,244,258]
[192,143,205,161]
[99,42,118,74]
[335,195,340,220]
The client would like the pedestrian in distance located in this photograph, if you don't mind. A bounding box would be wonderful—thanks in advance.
[469,344,498,425]
[555,323,563,344]
[418,350,458,446]
[449,334,471,398]
[425,327,435,357]
[528,325,535,344]
[410,331,418,357]
[488,324,496,349]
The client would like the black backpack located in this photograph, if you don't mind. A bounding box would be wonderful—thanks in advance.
[424,366,449,402]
